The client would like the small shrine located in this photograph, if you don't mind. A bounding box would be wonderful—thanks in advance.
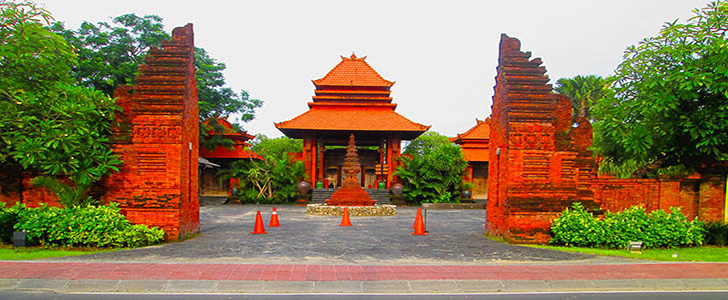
[325,134,376,206]
[451,118,491,200]
[275,54,429,189]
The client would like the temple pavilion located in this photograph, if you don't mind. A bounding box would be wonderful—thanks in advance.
[451,118,491,200]
[275,54,429,189]
[199,117,262,196]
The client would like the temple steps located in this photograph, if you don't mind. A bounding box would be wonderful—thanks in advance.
[311,188,391,205]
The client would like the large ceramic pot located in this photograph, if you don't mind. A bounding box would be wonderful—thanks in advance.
[461,189,472,199]
[390,183,404,197]
[297,181,312,195]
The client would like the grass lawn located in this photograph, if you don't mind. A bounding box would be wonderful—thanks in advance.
[526,244,728,262]
[0,244,115,260]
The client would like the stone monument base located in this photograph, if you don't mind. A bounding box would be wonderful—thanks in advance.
[306,204,396,216]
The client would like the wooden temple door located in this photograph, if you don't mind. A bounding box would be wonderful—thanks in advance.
[472,162,488,199]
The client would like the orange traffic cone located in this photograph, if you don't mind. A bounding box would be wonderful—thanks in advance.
[251,210,267,234]
[269,207,280,227]
[412,208,428,235]
[340,207,352,226]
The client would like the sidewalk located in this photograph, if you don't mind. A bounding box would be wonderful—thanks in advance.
[1,261,727,294]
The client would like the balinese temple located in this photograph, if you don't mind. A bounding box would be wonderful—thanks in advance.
[199,117,262,196]
[451,118,491,200]
[275,54,430,188]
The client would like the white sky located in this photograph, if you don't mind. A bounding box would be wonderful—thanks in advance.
[39,0,710,138]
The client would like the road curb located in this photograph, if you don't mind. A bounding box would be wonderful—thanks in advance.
[2,278,727,294]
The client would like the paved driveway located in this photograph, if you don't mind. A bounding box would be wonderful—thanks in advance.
[56,204,625,265]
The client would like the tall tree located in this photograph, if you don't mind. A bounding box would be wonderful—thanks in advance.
[0,0,121,185]
[592,0,728,177]
[554,75,612,120]
[50,14,262,129]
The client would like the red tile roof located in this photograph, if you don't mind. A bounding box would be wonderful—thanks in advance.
[275,103,430,139]
[451,118,491,144]
[462,148,489,162]
[452,118,490,162]
[200,145,263,160]
[200,117,261,159]
[313,54,394,87]
[202,117,255,140]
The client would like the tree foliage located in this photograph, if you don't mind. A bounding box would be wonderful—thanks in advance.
[593,1,728,177]
[554,75,613,121]
[395,132,468,203]
[51,13,262,129]
[0,1,121,185]
[249,134,303,159]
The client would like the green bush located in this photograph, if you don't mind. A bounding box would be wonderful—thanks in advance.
[1,202,164,248]
[395,132,468,204]
[0,203,21,244]
[551,203,705,249]
[705,222,728,246]
[550,203,607,247]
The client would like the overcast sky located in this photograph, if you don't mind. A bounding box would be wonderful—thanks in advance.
[40,0,710,139]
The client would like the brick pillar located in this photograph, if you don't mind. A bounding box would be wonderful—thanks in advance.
[699,174,727,222]
[485,34,600,243]
[103,24,199,241]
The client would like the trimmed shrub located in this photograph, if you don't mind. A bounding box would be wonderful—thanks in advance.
[550,203,606,247]
[705,222,728,246]
[2,202,164,248]
[551,203,705,249]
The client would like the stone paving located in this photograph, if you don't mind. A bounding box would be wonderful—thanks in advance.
[54,204,619,265]
[4,203,726,295]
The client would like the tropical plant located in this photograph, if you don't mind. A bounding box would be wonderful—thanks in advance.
[554,75,613,121]
[592,0,728,178]
[0,0,121,185]
[219,153,305,204]
[29,176,95,207]
[395,132,468,203]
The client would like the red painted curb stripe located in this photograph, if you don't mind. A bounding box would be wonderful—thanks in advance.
[0,262,726,281]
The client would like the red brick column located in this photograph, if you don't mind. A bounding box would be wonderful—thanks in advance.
[103,24,199,241]
[699,174,727,222]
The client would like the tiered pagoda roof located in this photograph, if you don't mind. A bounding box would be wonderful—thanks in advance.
[451,118,490,162]
[276,54,429,140]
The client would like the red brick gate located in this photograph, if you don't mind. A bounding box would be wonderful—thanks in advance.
[486,34,727,243]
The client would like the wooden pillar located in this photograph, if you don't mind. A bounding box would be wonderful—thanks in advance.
[303,136,316,186]
[317,140,325,184]
[386,137,393,189]
[386,135,401,189]
[310,136,317,187]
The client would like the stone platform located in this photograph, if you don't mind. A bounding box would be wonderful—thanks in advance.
[306,204,396,216]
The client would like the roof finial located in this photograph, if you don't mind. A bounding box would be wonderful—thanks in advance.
[351,52,357,59]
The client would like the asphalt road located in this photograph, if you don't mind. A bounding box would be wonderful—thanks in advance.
[2,291,728,300]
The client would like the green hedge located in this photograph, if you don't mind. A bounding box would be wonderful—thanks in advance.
[550,203,705,249]
[705,222,728,246]
[0,202,164,248]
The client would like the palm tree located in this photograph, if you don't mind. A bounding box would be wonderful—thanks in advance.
[554,75,611,121]
[30,176,95,207]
